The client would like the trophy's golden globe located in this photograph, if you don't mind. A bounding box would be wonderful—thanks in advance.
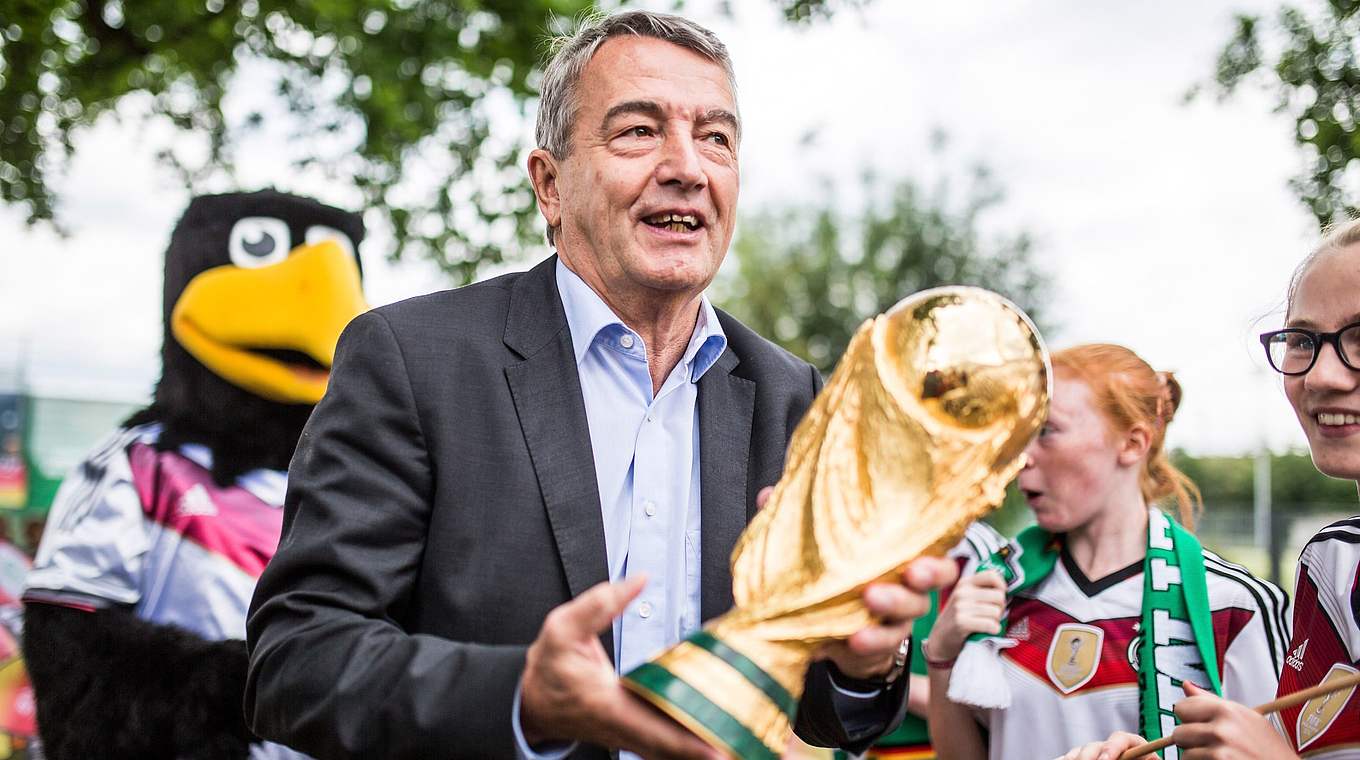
[622,287,1050,759]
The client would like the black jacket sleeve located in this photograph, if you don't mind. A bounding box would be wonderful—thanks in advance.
[24,602,254,760]
[244,312,526,759]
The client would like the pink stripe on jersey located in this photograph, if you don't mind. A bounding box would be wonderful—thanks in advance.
[127,443,284,578]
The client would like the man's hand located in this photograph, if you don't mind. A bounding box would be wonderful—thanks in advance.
[1170,682,1300,760]
[819,556,959,680]
[752,486,960,681]
[519,576,723,760]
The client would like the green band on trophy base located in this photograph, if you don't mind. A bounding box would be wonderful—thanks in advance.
[625,662,781,760]
[686,631,798,719]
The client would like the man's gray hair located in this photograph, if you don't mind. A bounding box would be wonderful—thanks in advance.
[535,10,738,162]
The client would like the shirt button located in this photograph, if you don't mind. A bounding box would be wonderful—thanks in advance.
[643,500,657,517]
[638,601,653,619]
[619,334,635,349]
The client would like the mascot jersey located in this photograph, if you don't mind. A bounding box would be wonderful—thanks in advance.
[27,424,280,641]
[977,546,1288,760]
[18,190,365,760]
[1273,516,1360,758]
[25,424,305,760]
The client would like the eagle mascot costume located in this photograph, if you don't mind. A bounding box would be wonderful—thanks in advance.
[22,191,367,760]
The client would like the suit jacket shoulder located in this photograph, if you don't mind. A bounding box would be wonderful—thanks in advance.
[715,307,817,383]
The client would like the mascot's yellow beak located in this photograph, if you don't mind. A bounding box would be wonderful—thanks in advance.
[170,240,367,404]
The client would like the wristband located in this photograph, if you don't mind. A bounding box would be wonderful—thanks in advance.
[921,637,957,669]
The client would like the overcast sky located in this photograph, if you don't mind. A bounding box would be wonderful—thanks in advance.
[0,0,1325,455]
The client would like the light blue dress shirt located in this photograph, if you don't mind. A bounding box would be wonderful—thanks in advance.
[513,260,727,759]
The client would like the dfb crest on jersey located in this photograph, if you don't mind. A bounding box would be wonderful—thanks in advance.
[1298,663,1358,749]
[1047,623,1103,693]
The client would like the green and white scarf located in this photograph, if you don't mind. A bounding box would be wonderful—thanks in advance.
[946,508,1223,750]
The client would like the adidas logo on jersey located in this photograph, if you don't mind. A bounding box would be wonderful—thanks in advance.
[1009,617,1030,641]
[177,484,219,518]
[1287,639,1309,671]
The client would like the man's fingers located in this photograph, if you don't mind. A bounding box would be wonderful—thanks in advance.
[902,556,959,591]
[864,582,929,621]
[556,575,648,635]
[614,693,723,760]
[847,622,911,656]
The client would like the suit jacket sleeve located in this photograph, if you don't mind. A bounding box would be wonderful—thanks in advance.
[795,662,910,752]
[245,311,526,759]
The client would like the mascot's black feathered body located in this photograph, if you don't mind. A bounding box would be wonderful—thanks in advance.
[22,191,366,760]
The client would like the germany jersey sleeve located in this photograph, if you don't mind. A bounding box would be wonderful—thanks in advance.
[23,426,155,610]
[1202,549,1292,707]
[1275,517,1360,758]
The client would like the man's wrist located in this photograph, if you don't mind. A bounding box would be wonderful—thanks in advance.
[513,682,575,760]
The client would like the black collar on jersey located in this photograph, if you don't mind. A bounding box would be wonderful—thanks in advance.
[1061,545,1142,597]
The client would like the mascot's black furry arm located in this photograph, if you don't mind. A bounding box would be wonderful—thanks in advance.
[22,191,366,760]
[24,604,253,759]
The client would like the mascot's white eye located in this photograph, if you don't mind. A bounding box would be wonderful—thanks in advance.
[305,225,356,259]
[228,217,292,269]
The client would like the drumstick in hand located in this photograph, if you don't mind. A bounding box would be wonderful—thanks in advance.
[1118,670,1360,760]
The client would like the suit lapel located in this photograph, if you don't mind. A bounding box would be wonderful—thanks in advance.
[503,257,611,650]
[697,348,755,622]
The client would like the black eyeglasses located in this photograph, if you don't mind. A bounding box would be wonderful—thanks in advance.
[1259,321,1360,375]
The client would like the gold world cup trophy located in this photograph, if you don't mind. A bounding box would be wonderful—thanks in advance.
[622,286,1050,759]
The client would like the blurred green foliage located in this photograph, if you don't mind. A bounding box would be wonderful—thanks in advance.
[0,0,590,282]
[716,164,1050,375]
[1174,448,1358,507]
[769,0,870,24]
[1209,2,1360,225]
[962,451,1355,542]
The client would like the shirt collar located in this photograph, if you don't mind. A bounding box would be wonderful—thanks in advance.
[555,258,728,383]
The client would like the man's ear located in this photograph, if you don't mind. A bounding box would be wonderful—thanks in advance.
[1118,424,1152,467]
[527,148,562,234]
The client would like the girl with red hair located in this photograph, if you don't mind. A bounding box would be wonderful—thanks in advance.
[1074,222,1360,760]
[925,344,1287,760]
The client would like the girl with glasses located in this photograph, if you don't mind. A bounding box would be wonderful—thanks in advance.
[1070,222,1360,760]
[925,344,1287,760]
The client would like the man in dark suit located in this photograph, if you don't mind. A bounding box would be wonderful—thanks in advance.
[245,10,956,760]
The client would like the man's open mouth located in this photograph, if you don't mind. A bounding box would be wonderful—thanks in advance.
[642,212,703,233]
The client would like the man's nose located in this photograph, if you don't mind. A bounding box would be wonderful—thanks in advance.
[655,133,705,190]
[1305,341,1360,393]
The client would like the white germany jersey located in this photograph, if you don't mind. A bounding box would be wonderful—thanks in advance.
[1274,516,1360,759]
[978,546,1290,760]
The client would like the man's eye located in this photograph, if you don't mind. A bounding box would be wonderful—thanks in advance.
[626,126,654,138]
[706,132,730,146]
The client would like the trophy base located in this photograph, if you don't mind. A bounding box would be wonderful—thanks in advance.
[622,630,800,760]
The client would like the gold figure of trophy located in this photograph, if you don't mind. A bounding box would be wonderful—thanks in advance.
[623,286,1050,759]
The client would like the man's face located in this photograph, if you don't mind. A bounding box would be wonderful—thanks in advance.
[536,36,739,300]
